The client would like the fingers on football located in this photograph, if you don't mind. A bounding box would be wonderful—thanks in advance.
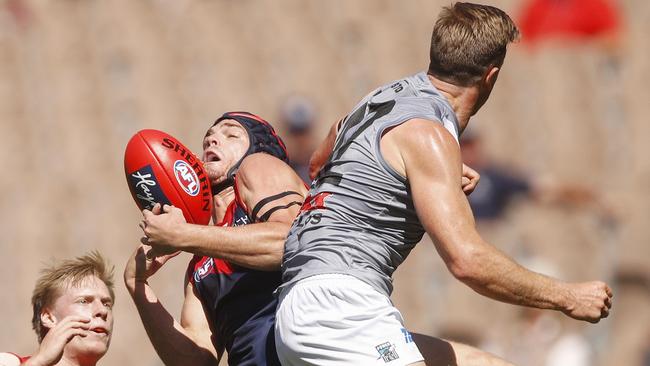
[142,209,154,221]
[151,203,162,215]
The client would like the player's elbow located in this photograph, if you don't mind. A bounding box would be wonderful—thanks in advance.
[448,259,474,282]
[447,246,484,283]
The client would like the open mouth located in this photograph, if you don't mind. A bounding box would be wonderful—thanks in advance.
[204,151,222,163]
[89,327,109,336]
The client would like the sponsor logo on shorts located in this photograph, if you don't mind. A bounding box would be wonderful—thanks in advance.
[375,342,399,363]
[129,165,171,210]
[401,328,414,344]
[173,160,200,196]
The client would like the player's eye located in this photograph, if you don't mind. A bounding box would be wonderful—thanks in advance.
[103,301,113,309]
[77,298,88,304]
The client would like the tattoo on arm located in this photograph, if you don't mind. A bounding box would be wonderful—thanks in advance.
[250,191,304,223]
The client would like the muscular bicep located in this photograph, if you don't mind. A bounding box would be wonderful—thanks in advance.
[249,189,305,224]
[180,279,219,360]
[399,120,482,271]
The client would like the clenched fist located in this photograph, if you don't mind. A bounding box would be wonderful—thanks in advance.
[563,281,613,323]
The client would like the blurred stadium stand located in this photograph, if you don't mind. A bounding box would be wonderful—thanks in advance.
[0,0,648,365]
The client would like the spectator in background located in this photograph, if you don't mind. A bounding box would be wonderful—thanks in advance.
[0,252,115,366]
[460,129,610,222]
[460,130,613,365]
[485,259,595,366]
[280,95,318,184]
[460,130,531,221]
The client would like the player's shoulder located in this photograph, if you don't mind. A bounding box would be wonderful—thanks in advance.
[391,118,457,149]
[0,352,24,366]
[238,153,293,181]
[236,153,302,192]
[240,151,288,168]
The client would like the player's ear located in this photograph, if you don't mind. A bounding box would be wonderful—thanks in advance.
[40,309,56,330]
[484,66,500,87]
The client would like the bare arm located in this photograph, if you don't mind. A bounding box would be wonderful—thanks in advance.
[390,119,612,322]
[142,154,307,271]
[124,246,219,366]
[309,118,341,180]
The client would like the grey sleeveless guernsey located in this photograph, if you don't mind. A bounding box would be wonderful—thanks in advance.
[280,72,460,297]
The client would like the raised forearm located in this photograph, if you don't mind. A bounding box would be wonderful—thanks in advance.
[453,241,570,311]
[175,222,288,271]
[127,282,217,366]
[309,119,339,179]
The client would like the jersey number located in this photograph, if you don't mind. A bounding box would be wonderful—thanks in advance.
[317,98,396,186]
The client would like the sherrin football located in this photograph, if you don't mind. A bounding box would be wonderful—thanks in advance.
[124,129,213,225]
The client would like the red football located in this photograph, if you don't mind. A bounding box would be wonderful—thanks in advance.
[124,129,213,225]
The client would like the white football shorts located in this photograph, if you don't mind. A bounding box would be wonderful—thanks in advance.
[275,274,424,366]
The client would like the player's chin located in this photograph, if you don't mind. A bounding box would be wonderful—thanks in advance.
[72,336,111,356]
[204,161,227,180]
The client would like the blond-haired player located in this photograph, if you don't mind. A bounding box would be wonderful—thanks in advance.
[0,251,114,366]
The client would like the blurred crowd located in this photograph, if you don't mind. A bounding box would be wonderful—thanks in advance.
[1,0,649,365]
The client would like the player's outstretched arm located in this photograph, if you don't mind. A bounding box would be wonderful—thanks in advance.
[392,119,612,323]
[141,153,307,271]
[124,246,219,366]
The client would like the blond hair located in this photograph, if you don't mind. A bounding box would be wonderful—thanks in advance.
[428,2,520,86]
[31,251,115,342]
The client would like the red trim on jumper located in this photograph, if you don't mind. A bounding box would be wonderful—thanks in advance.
[3,353,30,363]
[215,199,237,227]
[214,258,234,275]
[232,175,249,214]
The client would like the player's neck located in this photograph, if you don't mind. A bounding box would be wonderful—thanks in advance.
[427,74,478,131]
[212,186,236,223]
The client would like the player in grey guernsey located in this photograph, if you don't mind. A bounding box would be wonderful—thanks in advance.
[281,71,459,298]
[276,3,613,366]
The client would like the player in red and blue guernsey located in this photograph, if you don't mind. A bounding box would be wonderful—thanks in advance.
[124,111,509,366]
[124,111,308,366]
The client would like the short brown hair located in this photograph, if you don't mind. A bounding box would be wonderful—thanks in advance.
[428,2,519,86]
[31,251,115,342]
